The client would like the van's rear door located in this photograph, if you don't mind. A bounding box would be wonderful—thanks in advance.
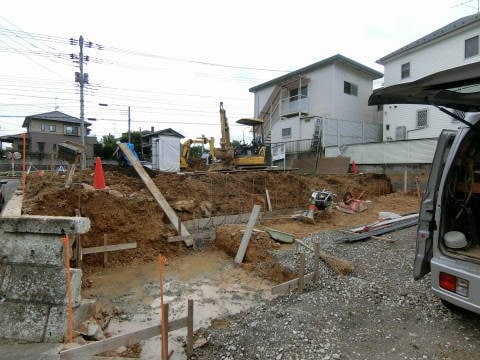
[414,130,456,280]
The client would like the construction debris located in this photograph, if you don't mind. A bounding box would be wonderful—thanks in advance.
[337,213,419,243]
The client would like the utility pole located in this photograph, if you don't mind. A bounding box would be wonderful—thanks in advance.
[72,35,89,169]
[79,35,85,169]
[128,106,131,143]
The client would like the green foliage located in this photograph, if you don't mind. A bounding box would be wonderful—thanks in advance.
[94,134,118,159]
[119,131,143,159]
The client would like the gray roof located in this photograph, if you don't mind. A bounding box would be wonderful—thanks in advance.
[377,13,480,65]
[249,54,383,93]
[142,127,184,139]
[22,111,91,127]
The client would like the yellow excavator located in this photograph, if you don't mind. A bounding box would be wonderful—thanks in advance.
[180,136,215,169]
[214,102,266,170]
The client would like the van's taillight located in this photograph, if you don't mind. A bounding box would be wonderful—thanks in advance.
[439,272,469,297]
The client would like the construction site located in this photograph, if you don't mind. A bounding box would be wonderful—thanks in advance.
[0,145,433,360]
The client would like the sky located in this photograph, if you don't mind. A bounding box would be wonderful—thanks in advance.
[0,0,477,147]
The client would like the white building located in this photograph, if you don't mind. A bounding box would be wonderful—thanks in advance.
[248,54,383,156]
[377,13,480,141]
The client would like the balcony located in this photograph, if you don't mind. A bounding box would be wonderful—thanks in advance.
[280,96,309,118]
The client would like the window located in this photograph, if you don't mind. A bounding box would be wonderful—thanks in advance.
[385,124,390,131]
[289,86,308,102]
[465,36,479,58]
[53,144,57,151]
[48,125,56,132]
[344,81,358,96]
[64,125,79,136]
[401,62,410,79]
[40,123,45,132]
[281,127,292,138]
[416,109,428,128]
[37,142,45,153]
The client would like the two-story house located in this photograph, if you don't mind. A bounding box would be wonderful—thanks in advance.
[2,111,96,166]
[249,54,383,160]
[377,13,480,141]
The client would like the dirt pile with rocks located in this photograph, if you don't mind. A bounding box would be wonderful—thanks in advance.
[21,166,411,274]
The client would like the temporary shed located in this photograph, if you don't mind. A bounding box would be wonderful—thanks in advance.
[144,128,184,172]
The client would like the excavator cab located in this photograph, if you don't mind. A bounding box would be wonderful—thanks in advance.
[234,118,265,167]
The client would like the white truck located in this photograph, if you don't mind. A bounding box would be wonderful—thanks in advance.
[369,61,480,313]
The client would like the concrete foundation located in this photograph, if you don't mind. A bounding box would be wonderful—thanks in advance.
[0,194,90,343]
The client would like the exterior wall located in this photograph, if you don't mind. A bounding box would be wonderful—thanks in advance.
[12,119,96,165]
[331,63,379,125]
[255,63,380,146]
[325,137,439,164]
[151,135,181,172]
[272,115,316,145]
[381,21,480,141]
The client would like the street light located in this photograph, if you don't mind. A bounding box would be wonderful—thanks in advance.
[99,103,131,143]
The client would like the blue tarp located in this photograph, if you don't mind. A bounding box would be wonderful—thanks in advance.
[118,142,139,166]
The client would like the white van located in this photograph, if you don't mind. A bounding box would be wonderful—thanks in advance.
[369,62,480,313]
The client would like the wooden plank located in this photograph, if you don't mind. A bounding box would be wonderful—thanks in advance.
[271,273,315,295]
[82,242,137,255]
[118,143,190,237]
[298,253,305,294]
[162,304,169,360]
[186,299,193,358]
[235,204,261,264]
[60,317,187,360]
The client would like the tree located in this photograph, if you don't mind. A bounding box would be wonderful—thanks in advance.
[94,134,117,159]
[119,131,143,159]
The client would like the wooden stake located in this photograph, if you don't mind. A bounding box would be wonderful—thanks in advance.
[60,235,73,343]
[313,243,320,281]
[162,303,169,360]
[298,253,305,294]
[186,299,193,358]
[235,204,261,264]
[265,189,272,212]
[75,209,82,269]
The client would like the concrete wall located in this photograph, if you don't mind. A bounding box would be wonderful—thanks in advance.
[0,194,90,343]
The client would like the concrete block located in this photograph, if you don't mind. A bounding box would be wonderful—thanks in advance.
[0,265,82,306]
[0,232,64,266]
[0,215,90,234]
[44,305,67,342]
[0,302,49,342]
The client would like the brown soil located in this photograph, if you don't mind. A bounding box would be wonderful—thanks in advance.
[21,166,419,278]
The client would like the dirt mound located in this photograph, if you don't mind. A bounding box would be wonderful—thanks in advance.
[214,225,293,283]
[21,166,412,273]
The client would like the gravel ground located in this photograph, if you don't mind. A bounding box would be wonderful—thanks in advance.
[192,227,480,360]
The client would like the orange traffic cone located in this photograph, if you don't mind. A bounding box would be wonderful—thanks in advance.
[351,161,359,174]
[93,157,106,189]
